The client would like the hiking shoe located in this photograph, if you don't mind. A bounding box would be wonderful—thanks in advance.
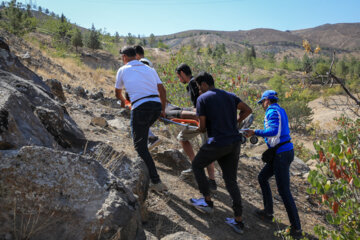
[286,227,303,239]
[181,168,193,175]
[190,198,214,214]
[255,209,273,221]
[225,218,244,234]
[148,136,161,151]
[149,182,168,193]
[208,178,217,191]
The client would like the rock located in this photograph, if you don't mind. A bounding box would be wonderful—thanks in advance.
[153,149,191,171]
[290,156,310,176]
[0,146,146,240]
[45,78,66,102]
[0,70,86,151]
[0,39,50,93]
[145,230,158,240]
[73,86,87,98]
[108,118,129,131]
[89,91,104,100]
[91,117,108,128]
[160,232,206,240]
[100,113,115,120]
[87,143,150,222]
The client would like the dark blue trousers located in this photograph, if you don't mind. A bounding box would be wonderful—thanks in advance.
[131,101,161,184]
[258,149,301,230]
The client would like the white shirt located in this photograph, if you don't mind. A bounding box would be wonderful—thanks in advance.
[115,60,162,110]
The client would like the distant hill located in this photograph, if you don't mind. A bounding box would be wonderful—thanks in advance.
[157,23,360,54]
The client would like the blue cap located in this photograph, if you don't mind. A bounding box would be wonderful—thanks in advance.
[257,90,278,104]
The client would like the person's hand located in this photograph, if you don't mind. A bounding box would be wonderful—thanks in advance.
[160,110,166,118]
[244,129,255,137]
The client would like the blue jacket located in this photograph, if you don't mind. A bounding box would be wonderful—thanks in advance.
[255,103,293,153]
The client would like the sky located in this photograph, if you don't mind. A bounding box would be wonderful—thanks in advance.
[15,0,360,37]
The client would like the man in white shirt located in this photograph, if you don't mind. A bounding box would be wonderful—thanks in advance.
[115,46,167,192]
[134,45,160,150]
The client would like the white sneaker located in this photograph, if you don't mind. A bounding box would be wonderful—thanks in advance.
[148,136,161,151]
[181,168,193,175]
[149,182,168,193]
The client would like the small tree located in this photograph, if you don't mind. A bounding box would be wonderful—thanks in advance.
[71,28,83,51]
[126,32,135,45]
[114,31,120,43]
[86,24,101,50]
[55,13,72,42]
[149,33,156,47]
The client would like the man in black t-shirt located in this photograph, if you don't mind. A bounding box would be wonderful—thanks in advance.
[175,64,216,190]
[190,71,252,234]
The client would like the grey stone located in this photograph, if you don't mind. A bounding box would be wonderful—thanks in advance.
[45,78,66,102]
[154,149,191,171]
[0,146,146,240]
[91,117,108,128]
[161,232,206,240]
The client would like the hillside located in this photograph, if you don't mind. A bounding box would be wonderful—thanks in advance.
[159,23,360,55]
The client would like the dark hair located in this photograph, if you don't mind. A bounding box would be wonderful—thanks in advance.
[194,71,214,87]
[269,98,278,104]
[134,45,144,56]
[175,63,192,76]
[119,46,136,57]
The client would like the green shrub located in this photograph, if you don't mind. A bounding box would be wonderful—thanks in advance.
[307,117,360,240]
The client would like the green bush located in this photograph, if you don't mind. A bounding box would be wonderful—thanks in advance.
[307,117,360,240]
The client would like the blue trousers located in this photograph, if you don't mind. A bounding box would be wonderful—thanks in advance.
[131,101,161,184]
[258,149,301,230]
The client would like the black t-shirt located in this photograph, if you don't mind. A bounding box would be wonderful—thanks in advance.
[196,88,242,146]
[186,77,199,108]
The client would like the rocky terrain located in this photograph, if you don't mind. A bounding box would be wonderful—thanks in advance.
[0,33,341,240]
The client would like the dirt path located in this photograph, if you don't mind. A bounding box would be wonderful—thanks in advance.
[64,90,330,240]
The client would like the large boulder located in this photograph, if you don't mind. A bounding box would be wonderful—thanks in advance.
[0,146,145,240]
[0,38,50,93]
[88,143,150,221]
[0,70,86,151]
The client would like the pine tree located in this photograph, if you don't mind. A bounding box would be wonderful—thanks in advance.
[126,32,135,45]
[114,32,120,43]
[71,28,83,51]
[149,33,156,47]
[0,0,36,35]
[86,24,101,50]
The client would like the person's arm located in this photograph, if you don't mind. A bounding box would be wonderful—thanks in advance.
[255,110,280,137]
[115,88,126,108]
[237,102,252,124]
[198,115,206,132]
[157,83,167,118]
[245,109,280,137]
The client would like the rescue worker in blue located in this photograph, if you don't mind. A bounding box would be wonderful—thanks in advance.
[245,90,302,239]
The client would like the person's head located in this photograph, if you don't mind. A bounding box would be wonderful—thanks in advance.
[175,63,192,84]
[119,46,136,64]
[134,45,144,60]
[257,90,278,110]
[194,71,215,94]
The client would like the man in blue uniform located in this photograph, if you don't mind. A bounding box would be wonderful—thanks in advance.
[245,90,302,239]
[189,72,252,234]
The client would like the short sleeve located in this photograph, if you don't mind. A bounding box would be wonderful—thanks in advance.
[152,69,162,84]
[115,68,124,89]
[196,96,206,116]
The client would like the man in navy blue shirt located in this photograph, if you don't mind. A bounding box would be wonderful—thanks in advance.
[190,72,252,234]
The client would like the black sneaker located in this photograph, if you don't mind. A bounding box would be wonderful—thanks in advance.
[225,218,244,234]
[255,209,273,221]
[148,136,161,150]
[287,227,303,239]
[208,178,217,191]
